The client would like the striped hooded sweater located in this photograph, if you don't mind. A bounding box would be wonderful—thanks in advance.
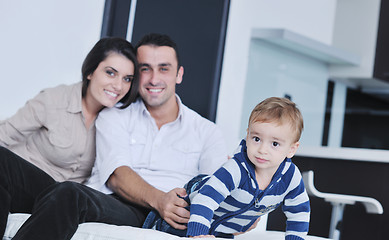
[187,140,310,239]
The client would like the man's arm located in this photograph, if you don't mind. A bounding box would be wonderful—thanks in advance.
[94,106,191,229]
[107,165,190,229]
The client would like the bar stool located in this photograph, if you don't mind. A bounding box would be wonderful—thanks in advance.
[302,171,383,240]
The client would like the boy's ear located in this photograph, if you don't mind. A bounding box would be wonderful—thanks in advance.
[287,141,300,158]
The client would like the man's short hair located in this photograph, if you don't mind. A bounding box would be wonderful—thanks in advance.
[135,33,181,69]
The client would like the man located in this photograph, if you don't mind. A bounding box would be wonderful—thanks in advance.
[12,33,228,240]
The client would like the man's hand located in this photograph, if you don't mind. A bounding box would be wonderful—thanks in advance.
[155,187,190,230]
[108,167,190,229]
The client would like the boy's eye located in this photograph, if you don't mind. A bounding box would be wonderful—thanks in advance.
[253,137,260,142]
[272,142,279,147]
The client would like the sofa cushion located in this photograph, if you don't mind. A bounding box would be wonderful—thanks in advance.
[4,213,329,240]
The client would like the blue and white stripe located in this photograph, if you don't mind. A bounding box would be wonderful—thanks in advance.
[186,140,310,239]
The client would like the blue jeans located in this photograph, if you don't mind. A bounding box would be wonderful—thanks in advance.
[143,174,211,237]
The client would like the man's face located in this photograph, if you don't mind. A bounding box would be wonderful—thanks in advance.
[137,45,183,111]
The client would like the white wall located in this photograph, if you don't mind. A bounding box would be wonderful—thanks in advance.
[0,0,105,119]
[216,0,338,152]
[330,0,381,79]
[241,40,329,148]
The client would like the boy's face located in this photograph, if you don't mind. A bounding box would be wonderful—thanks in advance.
[246,121,299,175]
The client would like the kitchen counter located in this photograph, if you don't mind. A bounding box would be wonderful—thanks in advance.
[296,146,389,163]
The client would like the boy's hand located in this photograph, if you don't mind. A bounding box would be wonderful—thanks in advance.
[190,235,215,238]
[232,217,261,236]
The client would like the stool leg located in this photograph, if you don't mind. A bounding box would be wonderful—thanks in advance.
[329,203,345,240]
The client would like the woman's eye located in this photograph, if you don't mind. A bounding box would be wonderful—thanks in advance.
[124,76,133,82]
[106,70,115,76]
[272,142,279,147]
[253,137,260,142]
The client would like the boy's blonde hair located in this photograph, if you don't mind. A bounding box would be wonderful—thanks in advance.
[248,97,304,142]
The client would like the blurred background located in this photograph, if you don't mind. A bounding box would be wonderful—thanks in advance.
[1,1,389,239]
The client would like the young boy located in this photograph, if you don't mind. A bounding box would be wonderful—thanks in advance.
[143,97,310,239]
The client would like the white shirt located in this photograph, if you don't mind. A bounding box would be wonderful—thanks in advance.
[86,95,228,194]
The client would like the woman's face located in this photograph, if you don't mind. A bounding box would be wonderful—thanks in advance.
[86,52,135,109]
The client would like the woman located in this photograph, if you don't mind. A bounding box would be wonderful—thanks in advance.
[0,37,139,237]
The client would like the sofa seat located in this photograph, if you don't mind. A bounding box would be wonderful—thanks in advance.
[4,213,329,240]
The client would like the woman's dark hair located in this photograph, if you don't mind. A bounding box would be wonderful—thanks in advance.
[81,37,139,109]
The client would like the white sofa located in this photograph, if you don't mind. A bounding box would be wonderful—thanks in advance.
[4,213,328,240]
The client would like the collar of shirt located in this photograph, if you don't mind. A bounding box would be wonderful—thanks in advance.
[67,82,83,114]
[139,94,184,127]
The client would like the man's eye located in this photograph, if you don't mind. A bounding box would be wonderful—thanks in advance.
[253,137,260,142]
[272,142,279,147]
[160,67,168,72]
[140,67,149,72]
